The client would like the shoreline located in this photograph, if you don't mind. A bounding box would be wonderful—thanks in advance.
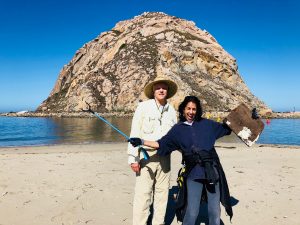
[0,142,299,225]
[1,141,300,150]
[1,111,300,119]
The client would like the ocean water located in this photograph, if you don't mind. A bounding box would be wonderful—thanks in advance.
[0,117,300,147]
[0,117,133,147]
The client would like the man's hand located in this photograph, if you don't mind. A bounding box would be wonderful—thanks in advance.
[128,137,143,147]
[130,163,141,173]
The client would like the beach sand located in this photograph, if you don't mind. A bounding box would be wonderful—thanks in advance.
[0,143,299,225]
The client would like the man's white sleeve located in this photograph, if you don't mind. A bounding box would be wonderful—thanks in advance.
[127,103,143,164]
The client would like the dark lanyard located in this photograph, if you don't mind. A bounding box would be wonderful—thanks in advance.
[155,101,165,125]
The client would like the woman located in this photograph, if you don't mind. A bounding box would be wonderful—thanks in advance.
[129,96,233,225]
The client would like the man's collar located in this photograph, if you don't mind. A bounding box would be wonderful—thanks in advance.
[152,99,169,111]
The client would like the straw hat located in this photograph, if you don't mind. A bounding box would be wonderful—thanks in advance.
[144,77,178,99]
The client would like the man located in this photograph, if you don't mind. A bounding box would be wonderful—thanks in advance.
[127,76,178,225]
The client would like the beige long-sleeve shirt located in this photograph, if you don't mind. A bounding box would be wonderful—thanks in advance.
[127,99,177,164]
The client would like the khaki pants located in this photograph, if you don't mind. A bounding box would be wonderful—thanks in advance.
[132,154,171,225]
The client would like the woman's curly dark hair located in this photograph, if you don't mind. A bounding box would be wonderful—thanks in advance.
[178,96,203,122]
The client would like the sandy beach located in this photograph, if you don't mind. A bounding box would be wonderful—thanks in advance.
[0,143,299,225]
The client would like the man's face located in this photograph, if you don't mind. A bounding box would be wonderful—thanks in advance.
[153,82,168,101]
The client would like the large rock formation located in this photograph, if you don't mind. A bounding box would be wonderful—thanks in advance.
[37,12,270,114]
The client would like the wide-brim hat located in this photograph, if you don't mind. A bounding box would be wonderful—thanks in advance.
[144,77,178,99]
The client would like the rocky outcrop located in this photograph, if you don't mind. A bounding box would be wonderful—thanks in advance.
[37,12,270,114]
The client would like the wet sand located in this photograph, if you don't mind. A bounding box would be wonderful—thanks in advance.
[0,143,299,225]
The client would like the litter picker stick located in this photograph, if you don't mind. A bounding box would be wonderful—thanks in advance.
[82,102,149,160]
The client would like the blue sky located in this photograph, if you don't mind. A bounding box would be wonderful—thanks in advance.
[0,0,299,113]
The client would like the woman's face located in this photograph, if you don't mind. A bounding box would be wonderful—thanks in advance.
[183,101,197,123]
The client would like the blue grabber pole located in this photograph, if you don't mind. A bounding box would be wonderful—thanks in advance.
[82,102,149,160]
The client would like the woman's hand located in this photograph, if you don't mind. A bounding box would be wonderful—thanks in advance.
[252,108,259,119]
[128,137,143,147]
[129,138,159,149]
